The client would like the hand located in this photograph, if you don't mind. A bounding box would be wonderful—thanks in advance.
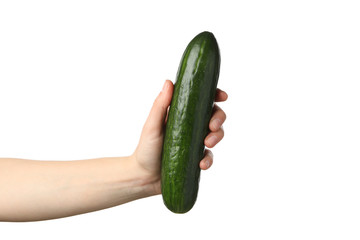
[133,80,227,195]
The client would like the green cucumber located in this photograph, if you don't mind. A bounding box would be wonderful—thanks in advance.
[161,31,221,213]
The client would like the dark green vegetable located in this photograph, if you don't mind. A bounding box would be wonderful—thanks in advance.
[161,31,221,213]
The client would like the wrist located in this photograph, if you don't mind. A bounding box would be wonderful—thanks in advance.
[128,154,161,197]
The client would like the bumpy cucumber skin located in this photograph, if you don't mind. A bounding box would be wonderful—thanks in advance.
[161,31,221,213]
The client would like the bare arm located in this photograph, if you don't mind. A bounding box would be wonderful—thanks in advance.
[0,156,156,222]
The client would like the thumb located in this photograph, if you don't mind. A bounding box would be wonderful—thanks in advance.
[142,80,174,136]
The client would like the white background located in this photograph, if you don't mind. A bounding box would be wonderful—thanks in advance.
[0,0,359,239]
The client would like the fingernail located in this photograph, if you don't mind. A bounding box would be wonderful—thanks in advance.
[207,136,218,147]
[206,160,210,168]
[212,119,221,130]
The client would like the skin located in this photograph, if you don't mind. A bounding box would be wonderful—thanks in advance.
[0,80,227,222]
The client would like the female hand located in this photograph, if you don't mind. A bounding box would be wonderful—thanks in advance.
[133,80,228,194]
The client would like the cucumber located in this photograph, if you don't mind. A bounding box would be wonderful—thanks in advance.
[161,31,221,213]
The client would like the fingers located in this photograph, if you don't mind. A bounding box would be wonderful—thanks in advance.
[142,80,174,135]
[209,104,226,132]
[199,88,227,170]
[215,88,228,102]
[200,149,213,170]
[205,126,224,148]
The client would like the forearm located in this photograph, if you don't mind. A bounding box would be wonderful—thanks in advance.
[0,156,158,222]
